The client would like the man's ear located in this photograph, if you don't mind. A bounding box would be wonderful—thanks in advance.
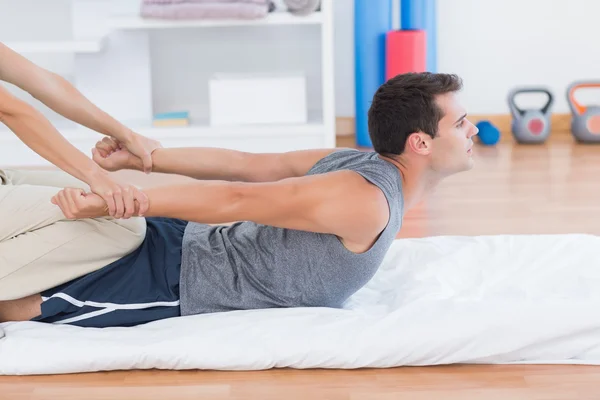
[405,132,433,155]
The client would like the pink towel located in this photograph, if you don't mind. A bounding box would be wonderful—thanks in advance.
[140,2,269,19]
[142,0,267,4]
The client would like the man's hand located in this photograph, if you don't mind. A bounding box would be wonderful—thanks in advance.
[51,188,110,220]
[120,132,162,174]
[86,170,148,219]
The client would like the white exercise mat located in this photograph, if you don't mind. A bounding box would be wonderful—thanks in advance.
[2,233,600,375]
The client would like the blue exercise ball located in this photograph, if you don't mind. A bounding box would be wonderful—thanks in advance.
[475,120,500,145]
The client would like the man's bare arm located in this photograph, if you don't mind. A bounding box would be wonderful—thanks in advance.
[55,170,390,247]
[142,170,389,242]
[95,139,343,182]
[151,147,342,182]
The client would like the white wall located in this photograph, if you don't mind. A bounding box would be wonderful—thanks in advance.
[2,0,597,119]
[0,0,76,123]
[437,0,600,115]
[332,0,354,117]
[0,0,73,76]
[339,0,600,116]
[335,0,600,116]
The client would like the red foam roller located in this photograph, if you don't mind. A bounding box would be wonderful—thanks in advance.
[386,30,426,80]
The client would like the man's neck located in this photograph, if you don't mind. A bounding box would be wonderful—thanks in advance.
[377,153,442,210]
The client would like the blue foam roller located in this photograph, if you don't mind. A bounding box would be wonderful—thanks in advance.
[400,0,437,72]
[354,0,392,148]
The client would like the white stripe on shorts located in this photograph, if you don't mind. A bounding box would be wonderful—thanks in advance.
[42,292,180,324]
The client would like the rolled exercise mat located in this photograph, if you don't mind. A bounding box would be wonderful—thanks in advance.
[400,0,437,72]
[386,29,426,80]
[354,0,392,147]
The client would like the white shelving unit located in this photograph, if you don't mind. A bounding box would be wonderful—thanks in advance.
[110,11,324,29]
[0,0,335,167]
[4,39,106,54]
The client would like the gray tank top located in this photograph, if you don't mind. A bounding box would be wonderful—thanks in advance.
[178,149,404,316]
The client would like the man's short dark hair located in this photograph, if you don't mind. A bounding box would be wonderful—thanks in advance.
[367,72,463,155]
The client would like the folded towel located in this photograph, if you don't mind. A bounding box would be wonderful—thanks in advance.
[283,0,320,15]
[142,0,268,4]
[140,2,269,19]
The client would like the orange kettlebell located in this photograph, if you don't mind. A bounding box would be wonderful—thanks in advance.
[567,81,600,143]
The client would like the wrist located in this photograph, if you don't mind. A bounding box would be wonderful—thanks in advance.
[148,147,164,173]
[83,163,108,184]
[112,126,135,143]
[101,203,111,218]
[129,155,145,172]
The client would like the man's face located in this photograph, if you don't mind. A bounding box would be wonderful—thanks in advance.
[428,92,479,176]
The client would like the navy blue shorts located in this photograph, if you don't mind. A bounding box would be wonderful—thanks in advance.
[31,217,188,328]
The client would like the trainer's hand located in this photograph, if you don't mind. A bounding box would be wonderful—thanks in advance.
[87,170,149,219]
[92,137,143,172]
[51,188,110,220]
[121,132,162,174]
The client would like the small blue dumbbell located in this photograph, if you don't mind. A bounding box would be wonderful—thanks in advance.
[475,120,500,146]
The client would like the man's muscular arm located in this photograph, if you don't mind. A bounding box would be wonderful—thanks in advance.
[93,137,345,182]
[53,170,390,251]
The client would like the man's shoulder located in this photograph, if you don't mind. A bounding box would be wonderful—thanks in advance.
[307,148,376,174]
[310,150,400,194]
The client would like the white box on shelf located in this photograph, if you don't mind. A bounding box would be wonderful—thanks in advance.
[209,72,307,126]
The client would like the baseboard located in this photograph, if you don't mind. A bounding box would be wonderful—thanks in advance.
[335,117,355,137]
[335,114,573,143]
[467,114,572,135]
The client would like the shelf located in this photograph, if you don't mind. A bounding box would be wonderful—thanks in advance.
[0,115,325,143]
[0,120,327,167]
[109,11,323,30]
[2,117,324,141]
[137,121,325,140]
[0,0,335,167]
[4,39,106,54]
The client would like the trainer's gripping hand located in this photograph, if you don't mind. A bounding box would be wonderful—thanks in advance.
[87,171,148,219]
[121,132,162,174]
[51,188,111,220]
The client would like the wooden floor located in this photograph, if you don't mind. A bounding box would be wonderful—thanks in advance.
[396,134,600,238]
[2,133,600,399]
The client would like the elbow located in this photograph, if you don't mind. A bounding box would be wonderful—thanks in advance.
[0,96,32,122]
[219,182,253,223]
[227,182,247,211]
[29,71,67,103]
[240,153,292,182]
[0,104,17,123]
[0,101,14,122]
[237,152,275,182]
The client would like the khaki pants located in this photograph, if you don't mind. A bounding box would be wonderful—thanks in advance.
[0,169,146,301]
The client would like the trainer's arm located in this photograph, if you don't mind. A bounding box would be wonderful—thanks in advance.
[0,84,104,184]
[0,43,132,142]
